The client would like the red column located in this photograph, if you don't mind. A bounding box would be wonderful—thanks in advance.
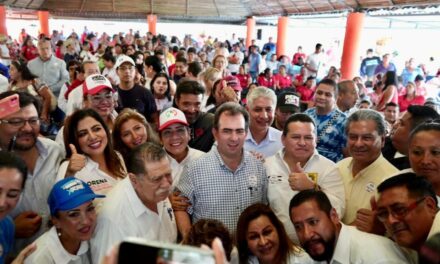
[246,17,255,49]
[340,12,365,80]
[147,14,157,36]
[276,16,289,58]
[0,6,7,36]
[38,11,50,36]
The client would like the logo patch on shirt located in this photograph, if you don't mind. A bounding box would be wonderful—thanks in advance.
[366,182,375,193]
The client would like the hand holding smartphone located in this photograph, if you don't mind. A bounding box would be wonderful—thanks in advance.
[0,94,20,119]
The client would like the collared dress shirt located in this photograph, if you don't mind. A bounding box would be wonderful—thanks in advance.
[91,177,177,263]
[244,127,283,158]
[10,137,64,253]
[325,223,409,264]
[266,149,345,242]
[337,155,399,224]
[177,145,268,234]
[27,55,69,97]
[25,227,90,264]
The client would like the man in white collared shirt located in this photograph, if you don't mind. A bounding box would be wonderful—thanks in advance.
[0,91,64,253]
[244,87,282,158]
[266,113,345,242]
[290,190,409,264]
[91,143,177,263]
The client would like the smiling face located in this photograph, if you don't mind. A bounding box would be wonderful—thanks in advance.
[247,97,275,133]
[120,119,148,150]
[213,112,247,159]
[76,116,108,158]
[246,215,280,263]
[376,186,437,250]
[52,201,97,242]
[282,121,316,163]
[347,120,384,167]
[160,123,190,159]
[0,168,23,219]
[85,89,115,118]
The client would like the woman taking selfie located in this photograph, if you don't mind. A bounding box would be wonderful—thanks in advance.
[58,109,126,199]
[236,203,313,264]
[112,108,160,161]
[24,177,104,263]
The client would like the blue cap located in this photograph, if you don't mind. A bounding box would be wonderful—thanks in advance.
[48,178,105,215]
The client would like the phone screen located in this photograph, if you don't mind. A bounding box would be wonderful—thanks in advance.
[0,94,20,119]
[118,240,215,264]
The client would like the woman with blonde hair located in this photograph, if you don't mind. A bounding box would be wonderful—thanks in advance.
[112,108,160,160]
[199,67,222,109]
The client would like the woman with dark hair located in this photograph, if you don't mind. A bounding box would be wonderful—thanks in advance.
[183,219,234,262]
[112,108,160,161]
[151,72,173,112]
[24,177,104,263]
[58,109,126,202]
[257,68,274,89]
[375,70,399,111]
[236,203,312,264]
[9,60,56,122]
[20,36,38,62]
[398,81,425,112]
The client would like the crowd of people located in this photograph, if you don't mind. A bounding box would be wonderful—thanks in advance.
[0,26,440,264]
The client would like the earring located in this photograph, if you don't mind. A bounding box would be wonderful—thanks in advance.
[56,228,61,237]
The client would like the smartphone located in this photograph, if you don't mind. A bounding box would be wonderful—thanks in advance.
[118,237,216,264]
[0,94,20,119]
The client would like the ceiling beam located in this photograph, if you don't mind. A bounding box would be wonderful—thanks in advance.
[288,0,301,13]
[112,0,115,12]
[186,0,189,16]
[212,0,220,16]
[327,0,336,10]
[308,1,317,12]
[80,0,86,12]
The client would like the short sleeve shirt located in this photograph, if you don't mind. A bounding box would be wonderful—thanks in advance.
[305,108,347,162]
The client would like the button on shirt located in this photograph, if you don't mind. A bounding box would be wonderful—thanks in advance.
[27,55,69,97]
[24,227,90,264]
[168,147,204,188]
[336,155,398,224]
[177,146,268,234]
[10,137,63,253]
[266,149,345,242]
[328,223,409,264]
[91,177,177,264]
[305,108,347,162]
[244,127,283,158]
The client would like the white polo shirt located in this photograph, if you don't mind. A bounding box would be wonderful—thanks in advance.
[266,149,345,242]
[24,227,90,264]
[329,224,410,264]
[91,177,177,263]
[167,147,204,188]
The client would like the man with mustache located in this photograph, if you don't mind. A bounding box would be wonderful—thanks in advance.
[92,142,177,263]
[265,113,345,242]
[0,91,63,253]
[336,110,398,232]
[290,190,409,263]
[376,173,439,260]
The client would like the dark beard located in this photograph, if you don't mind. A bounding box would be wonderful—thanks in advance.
[304,235,336,262]
[13,133,37,151]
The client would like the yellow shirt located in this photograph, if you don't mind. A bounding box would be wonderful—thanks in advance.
[337,155,399,224]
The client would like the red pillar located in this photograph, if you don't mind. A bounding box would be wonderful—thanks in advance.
[276,16,289,58]
[147,14,157,36]
[0,6,7,36]
[246,17,255,49]
[38,10,50,36]
[340,12,365,80]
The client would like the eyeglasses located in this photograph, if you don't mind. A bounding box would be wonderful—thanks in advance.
[376,197,426,222]
[0,117,40,128]
[89,93,114,104]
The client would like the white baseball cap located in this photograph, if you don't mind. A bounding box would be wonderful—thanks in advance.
[115,55,135,68]
[159,107,188,131]
[83,74,114,95]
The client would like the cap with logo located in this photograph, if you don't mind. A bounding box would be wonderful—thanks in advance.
[83,74,115,96]
[48,177,105,216]
[159,107,188,131]
[115,55,135,68]
[277,92,300,113]
[220,75,242,91]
